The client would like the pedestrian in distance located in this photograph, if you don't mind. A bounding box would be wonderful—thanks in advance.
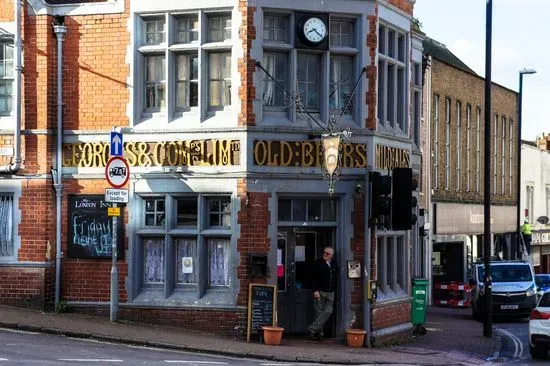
[307,246,338,341]
[521,219,532,255]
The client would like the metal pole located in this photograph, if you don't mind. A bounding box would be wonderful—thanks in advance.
[364,174,371,347]
[110,203,119,322]
[483,0,493,338]
[516,73,523,259]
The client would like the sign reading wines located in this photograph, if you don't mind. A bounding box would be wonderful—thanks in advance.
[247,284,277,342]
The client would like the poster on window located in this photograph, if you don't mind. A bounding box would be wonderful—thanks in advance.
[68,195,124,259]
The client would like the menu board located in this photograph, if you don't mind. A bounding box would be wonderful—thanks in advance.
[246,284,277,342]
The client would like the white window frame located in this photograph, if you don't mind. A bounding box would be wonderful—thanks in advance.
[378,23,409,135]
[476,107,481,193]
[433,95,440,190]
[376,234,408,301]
[456,101,461,192]
[135,11,233,125]
[445,97,451,190]
[526,185,534,223]
[501,116,506,196]
[466,105,471,192]
[0,41,14,117]
[412,62,421,147]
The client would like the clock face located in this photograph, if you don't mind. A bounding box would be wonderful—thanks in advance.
[302,17,328,44]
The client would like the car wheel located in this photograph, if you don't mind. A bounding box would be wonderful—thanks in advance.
[529,344,548,359]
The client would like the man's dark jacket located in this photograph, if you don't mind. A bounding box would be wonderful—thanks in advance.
[311,258,338,293]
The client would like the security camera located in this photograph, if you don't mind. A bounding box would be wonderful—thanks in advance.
[355,183,363,193]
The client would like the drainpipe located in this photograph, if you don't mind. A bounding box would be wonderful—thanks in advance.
[0,0,22,174]
[53,20,67,308]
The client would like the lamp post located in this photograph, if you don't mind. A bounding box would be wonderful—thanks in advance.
[517,68,536,258]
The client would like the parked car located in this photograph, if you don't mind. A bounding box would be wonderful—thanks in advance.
[471,260,537,321]
[529,291,550,359]
[535,274,550,297]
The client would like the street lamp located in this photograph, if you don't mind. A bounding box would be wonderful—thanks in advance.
[517,68,537,258]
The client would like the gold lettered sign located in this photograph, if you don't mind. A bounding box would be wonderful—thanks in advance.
[63,140,240,168]
[253,140,366,168]
[375,144,410,170]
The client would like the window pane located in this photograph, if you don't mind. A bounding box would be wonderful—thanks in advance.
[277,236,286,291]
[297,54,320,112]
[378,25,385,54]
[377,60,385,122]
[322,200,336,221]
[209,15,231,42]
[208,238,230,286]
[397,34,405,62]
[388,29,395,58]
[330,56,353,114]
[145,18,165,45]
[307,199,322,221]
[262,52,288,108]
[376,237,384,289]
[397,67,405,129]
[176,198,197,226]
[145,55,166,109]
[208,197,231,228]
[278,199,291,221]
[397,236,405,291]
[144,238,165,284]
[293,199,306,221]
[209,53,231,109]
[144,198,165,227]
[177,15,199,43]
[387,237,394,290]
[176,54,198,109]
[176,238,198,284]
[330,20,354,47]
[264,14,288,42]
[0,195,13,256]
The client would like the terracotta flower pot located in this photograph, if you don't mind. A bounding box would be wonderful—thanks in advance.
[345,329,366,348]
[262,326,284,346]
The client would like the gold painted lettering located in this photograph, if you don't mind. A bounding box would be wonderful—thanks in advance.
[218,140,231,166]
[92,143,103,168]
[152,142,166,166]
[301,142,315,167]
[267,141,279,166]
[126,142,137,167]
[166,142,179,166]
[62,144,72,167]
[315,141,323,167]
[343,143,354,168]
[280,141,293,167]
[254,141,268,166]
[355,144,367,168]
[178,141,190,166]
[81,143,93,168]
[136,142,151,167]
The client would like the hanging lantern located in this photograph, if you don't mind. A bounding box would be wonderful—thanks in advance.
[322,134,343,195]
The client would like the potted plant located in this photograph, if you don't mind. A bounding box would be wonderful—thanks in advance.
[345,313,366,348]
[262,313,284,346]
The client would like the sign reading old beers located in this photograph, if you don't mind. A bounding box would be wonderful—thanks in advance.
[375,144,410,170]
[63,140,240,168]
[253,140,366,168]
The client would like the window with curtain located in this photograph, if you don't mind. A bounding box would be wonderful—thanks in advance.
[456,102,461,192]
[208,15,232,42]
[176,15,199,44]
[145,18,165,45]
[208,52,231,110]
[433,95,439,189]
[466,105,471,192]
[502,116,506,195]
[476,107,481,193]
[445,98,450,190]
[0,195,13,257]
[176,54,199,110]
[208,238,230,286]
[144,238,165,284]
[0,43,13,116]
[145,55,166,110]
[263,14,288,42]
[329,56,353,115]
[176,238,198,285]
[137,195,233,299]
[262,52,288,109]
[297,53,321,112]
[330,19,354,46]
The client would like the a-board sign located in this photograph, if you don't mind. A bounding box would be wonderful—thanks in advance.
[247,284,277,342]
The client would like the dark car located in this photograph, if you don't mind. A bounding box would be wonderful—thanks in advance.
[536,274,550,293]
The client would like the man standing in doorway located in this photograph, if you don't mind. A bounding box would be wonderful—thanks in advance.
[307,246,338,341]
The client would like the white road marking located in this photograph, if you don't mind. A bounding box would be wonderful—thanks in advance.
[0,328,39,335]
[0,358,8,361]
[58,359,123,363]
[164,361,228,365]
[498,328,524,358]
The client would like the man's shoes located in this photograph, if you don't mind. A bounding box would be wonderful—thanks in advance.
[308,330,322,341]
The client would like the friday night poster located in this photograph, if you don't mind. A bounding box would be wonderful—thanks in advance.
[68,195,124,259]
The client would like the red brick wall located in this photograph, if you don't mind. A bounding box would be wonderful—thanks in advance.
[236,179,271,306]
[0,267,46,308]
[365,5,378,130]
[72,305,247,336]
[387,0,414,15]
[372,298,411,331]
[237,2,256,127]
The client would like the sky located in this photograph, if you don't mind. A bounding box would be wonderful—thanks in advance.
[414,0,548,141]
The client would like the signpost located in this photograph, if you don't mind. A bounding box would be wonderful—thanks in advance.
[106,130,129,323]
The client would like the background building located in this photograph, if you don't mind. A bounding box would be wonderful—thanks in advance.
[422,37,518,305]
[522,137,550,273]
[0,0,421,345]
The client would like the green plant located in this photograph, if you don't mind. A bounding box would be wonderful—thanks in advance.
[54,300,68,314]
[412,17,423,32]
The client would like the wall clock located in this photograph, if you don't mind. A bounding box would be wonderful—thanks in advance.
[301,17,328,45]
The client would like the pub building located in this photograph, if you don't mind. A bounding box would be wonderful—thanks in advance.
[0,0,423,345]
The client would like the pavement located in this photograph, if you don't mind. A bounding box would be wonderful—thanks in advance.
[0,305,502,365]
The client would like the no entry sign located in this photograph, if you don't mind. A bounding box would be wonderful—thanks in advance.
[105,156,130,188]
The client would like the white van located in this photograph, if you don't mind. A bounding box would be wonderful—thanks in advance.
[471,260,537,320]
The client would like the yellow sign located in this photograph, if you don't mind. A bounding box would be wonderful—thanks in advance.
[63,139,241,168]
[375,145,410,170]
[253,140,367,168]
[108,207,121,216]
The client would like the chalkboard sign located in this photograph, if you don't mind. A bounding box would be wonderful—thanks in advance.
[246,283,277,342]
